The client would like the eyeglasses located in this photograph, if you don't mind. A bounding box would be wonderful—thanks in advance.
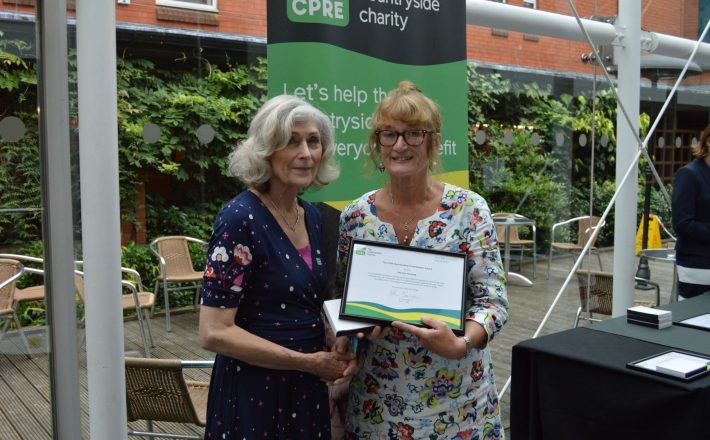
[375,129,434,147]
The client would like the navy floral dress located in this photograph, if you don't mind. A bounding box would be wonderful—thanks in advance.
[201,190,332,439]
[337,184,509,439]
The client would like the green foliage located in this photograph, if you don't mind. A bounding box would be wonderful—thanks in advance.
[469,65,571,247]
[0,34,42,244]
[0,123,42,242]
[470,124,568,246]
[1,49,266,246]
[468,64,656,248]
[116,56,266,221]
[146,198,221,240]
[121,241,159,288]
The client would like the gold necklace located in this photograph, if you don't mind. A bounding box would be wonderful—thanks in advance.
[266,192,300,232]
[389,190,418,244]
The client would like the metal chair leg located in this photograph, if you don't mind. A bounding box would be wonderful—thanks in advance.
[143,312,155,348]
[532,229,537,278]
[596,250,604,271]
[163,278,171,332]
[135,307,151,358]
[151,280,159,317]
[0,317,31,358]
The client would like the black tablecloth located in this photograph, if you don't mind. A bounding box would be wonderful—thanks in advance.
[511,326,710,439]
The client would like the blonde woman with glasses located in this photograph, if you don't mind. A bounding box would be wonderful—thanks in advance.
[336,81,508,439]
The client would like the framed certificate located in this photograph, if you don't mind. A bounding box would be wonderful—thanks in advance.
[627,350,710,381]
[674,313,710,332]
[340,238,467,334]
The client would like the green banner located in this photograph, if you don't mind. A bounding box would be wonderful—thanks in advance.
[267,0,468,209]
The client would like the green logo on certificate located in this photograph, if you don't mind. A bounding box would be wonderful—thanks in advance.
[355,247,366,256]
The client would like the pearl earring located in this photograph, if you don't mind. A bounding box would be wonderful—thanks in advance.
[378,162,385,173]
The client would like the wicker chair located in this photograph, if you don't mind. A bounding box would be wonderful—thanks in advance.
[149,236,206,332]
[74,268,155,357]
[0,258,32,357]
[547,215,605,279]
[0,254,46,306]
[493,212,537,278]
[574,269,660,328]
[125,357,212,439]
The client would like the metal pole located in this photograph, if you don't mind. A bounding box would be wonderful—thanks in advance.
[36,0,82,437]
[635,155,653,287]
[75,0,128,438]
[611,0,641,315]
[465,0,710,69]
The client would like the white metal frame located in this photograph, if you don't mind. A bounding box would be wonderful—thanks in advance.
[156,0,218,13]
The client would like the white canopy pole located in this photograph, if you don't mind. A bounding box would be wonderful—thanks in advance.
[466,0,617,44]
[37,1,82,437]
[466,0,710,69]
[75,0,127,438]
[611,0,641,315]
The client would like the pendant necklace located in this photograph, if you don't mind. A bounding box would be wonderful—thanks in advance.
[266,192,300,232]
[389,190,418,244]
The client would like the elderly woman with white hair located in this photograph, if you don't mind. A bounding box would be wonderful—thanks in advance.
[199,95,355,439]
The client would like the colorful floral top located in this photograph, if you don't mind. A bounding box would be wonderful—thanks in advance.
[337,183,508,439]
[201,190,332,439]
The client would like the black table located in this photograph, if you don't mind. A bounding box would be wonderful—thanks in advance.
[511,295,710,439]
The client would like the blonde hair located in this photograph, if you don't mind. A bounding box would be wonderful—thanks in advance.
[692,125,710,158]
[228,95,339,190]
[367,81,442,173]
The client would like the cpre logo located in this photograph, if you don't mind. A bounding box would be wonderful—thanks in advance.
[287,0,349,27]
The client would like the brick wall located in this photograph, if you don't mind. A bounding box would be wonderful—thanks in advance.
[1,0,702,76]
[112,0,266,35]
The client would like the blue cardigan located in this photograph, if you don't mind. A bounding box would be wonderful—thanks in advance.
[672,157,710,265]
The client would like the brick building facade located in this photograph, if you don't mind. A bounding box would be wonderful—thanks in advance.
[1,0,706,78]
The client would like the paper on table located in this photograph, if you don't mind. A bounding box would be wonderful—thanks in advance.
[656,357,709,378]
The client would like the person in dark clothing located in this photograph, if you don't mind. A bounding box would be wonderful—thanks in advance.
[672,125,710,299]
[198,95,355,439]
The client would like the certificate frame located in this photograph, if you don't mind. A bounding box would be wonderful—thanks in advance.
[340,238,467,335]
[674,313,710,332]
[627,350,710,382]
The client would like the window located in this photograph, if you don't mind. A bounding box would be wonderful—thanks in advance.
[522,0,536,8]
[156,0,217,13]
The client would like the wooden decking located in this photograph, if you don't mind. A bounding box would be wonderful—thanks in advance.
[0,249,676,438]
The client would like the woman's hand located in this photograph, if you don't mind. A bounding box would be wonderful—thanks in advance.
[309,350,355,381]
[391,316,468,359]
[328,336,359,385]
[356,325,390,341]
